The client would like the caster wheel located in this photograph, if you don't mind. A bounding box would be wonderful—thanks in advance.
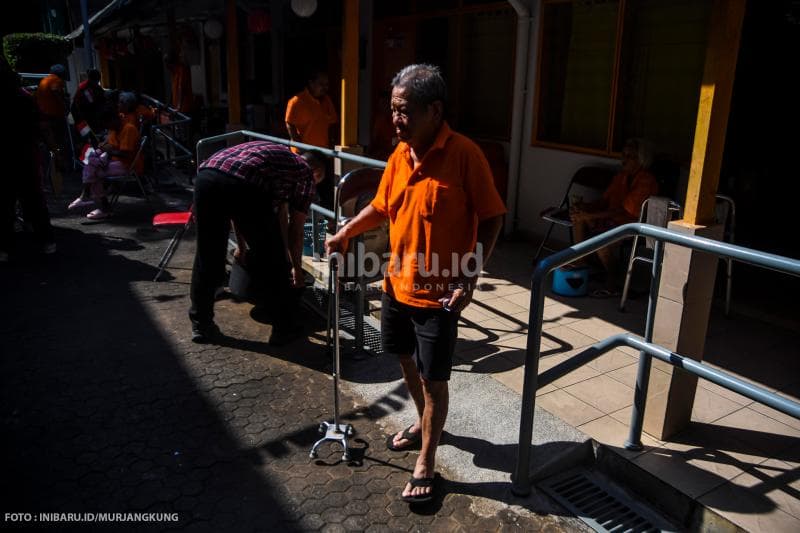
[346,426,355,437]
[309,451,317,459]
[318,423,326,434]
[342,453,350,461]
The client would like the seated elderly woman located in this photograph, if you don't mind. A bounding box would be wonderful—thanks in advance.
[68,92,142,220]
[568,138,659,296]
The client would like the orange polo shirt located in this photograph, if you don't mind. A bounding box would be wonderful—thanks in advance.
[371,122,507,308]
[107,122,142,175]
[285,88,338,148]
[121,105,157,129]
[35,74,66,118]
[603,169,659,222]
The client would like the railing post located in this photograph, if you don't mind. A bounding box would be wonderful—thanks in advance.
[626,240,665,450]
[354,237,365,352]
[311,209,320,260]
[512,273,547,496]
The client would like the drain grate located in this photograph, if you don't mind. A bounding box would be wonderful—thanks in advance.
[539,469,678,533]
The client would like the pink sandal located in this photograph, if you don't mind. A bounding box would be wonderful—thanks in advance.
[86,209,111,220]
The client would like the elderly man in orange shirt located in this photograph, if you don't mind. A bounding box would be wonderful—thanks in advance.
[326,64,505,504]
[285,70,338,149]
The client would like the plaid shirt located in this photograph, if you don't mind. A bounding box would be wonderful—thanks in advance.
[199,141,315,214]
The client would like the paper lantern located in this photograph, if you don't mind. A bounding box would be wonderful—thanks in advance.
[247,9,271,34]
[291,0,317,18]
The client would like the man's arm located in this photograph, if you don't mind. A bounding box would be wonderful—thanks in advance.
[286,122,301,143]
[445,214,503,312]
[324,204,385,256]
[287,209,307,287]
[232,221,248,264]
[475,214,503,269]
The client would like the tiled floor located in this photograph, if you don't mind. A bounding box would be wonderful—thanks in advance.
[457,241,800,532]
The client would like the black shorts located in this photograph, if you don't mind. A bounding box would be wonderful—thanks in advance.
[380,292,459,381]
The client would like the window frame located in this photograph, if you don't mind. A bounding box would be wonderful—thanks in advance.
[531,0,631,157]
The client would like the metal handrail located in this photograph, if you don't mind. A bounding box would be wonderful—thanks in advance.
[140,95,193,171]
[195,130,388,169]
[512,222,800,496]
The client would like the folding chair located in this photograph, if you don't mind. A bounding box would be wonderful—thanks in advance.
[107,135,150,209]
[619,196,682,311]
[533,165,616,262]
[152,205,194,281]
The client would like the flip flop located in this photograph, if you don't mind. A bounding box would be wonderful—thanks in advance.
[401,476,436,504]
[386,425,421,452]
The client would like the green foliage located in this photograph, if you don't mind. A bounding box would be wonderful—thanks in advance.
[3,33,71,73]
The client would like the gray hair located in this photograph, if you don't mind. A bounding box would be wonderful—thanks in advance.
[626,138,654,169]
[391,64,447,109]
[118,91,138,113]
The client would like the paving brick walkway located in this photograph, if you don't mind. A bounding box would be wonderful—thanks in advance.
[0,180,578,532]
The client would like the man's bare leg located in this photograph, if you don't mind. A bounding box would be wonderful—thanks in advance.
[596,243,621,289]
[568,212,591,267]
[390,356,425,448]
[403,378,448,499]
[571,212,588,244]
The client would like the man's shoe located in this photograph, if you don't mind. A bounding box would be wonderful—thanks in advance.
[249,305,273,324]
[268,324,304,346]
[191,322,221,344]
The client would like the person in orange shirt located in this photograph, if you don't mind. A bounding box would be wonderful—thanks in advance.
[326,64,505,504]
[35,64,68,167]
[569,138,659,294]
[285,70,338,149]
[68,93,142,220]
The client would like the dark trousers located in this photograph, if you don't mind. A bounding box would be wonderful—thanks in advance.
[1,153,54,251]
[189,169,292,327]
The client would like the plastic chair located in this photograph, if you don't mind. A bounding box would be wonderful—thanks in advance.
[533,165,616,261]
[619,196,682,311]
[715,194,736,316]
[152,204,193,281]
[107,136,150,209]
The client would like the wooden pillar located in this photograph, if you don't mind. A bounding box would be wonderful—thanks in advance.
[683,0,746,225]
[226,0,241,127]
[340,0,359,147]
[644,0,746,440]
